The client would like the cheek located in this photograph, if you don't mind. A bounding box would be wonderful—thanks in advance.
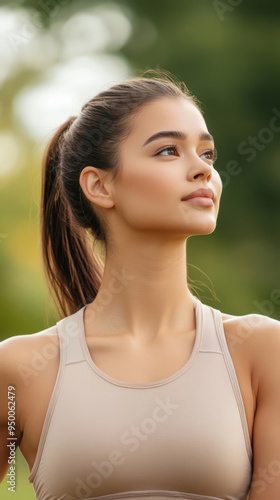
[213,169,222,189]
[213,170,223,201]
[119,170,172,204]
[114,166,179,226]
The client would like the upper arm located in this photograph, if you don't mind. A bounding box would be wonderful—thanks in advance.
[248,320,280,499]
[0,338,23,482]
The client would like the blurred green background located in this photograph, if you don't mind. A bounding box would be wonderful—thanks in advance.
[0,0,280,498]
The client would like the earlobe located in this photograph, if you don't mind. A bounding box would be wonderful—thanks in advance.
[79,166,115,208]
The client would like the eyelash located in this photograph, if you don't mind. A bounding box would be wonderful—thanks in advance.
[202,148,218,163]
[156,145,179,157]
[155,145,218,164]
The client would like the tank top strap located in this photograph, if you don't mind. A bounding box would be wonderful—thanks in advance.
[56,306,86,365]
[195,298,252,457]
[195,298,223,354]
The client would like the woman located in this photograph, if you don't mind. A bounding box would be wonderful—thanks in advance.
[0,74,279,500]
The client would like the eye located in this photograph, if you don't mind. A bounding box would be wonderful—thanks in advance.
[156,145,179,157]
[201,148,218,164]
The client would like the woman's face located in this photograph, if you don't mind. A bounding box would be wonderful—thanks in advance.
[110,97,222,238]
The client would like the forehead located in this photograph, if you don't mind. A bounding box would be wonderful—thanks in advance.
[127,97,208,144]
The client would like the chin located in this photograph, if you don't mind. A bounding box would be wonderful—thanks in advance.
[178,205,219,234]
[186,218,218,237]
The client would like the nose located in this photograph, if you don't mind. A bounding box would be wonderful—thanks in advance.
[187,155,213,183]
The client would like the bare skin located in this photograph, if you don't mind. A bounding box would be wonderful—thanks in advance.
[1,98,280,499]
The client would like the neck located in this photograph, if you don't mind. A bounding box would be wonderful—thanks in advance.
[88,234,196,340]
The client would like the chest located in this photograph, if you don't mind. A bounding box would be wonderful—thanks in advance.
[31,355,252,499]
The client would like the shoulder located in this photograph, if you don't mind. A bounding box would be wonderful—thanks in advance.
[221,311,280,391]
[221,310,280,349]
[0,326,59,446]
[0,326,59,387]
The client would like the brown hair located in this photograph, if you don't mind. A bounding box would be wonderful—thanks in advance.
[41,73,199,317]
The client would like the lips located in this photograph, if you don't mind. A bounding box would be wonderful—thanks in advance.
[182,188,214,202]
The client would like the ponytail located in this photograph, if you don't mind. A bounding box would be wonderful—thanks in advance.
[41,117,103,317]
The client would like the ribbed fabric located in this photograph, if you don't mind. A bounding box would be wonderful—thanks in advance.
[29,299,252,500]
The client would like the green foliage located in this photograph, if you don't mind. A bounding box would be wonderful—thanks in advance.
[0,452,35,500]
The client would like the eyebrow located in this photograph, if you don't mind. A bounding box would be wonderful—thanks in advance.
[142,130,214,147]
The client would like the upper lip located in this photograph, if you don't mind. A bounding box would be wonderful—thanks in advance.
[182,188,214,201]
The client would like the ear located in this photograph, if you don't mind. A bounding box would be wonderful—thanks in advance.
[79,166,115,209]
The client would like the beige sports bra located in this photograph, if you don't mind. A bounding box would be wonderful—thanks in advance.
[29,299,252,499]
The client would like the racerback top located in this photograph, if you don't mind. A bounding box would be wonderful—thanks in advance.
[29,299,252,499]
